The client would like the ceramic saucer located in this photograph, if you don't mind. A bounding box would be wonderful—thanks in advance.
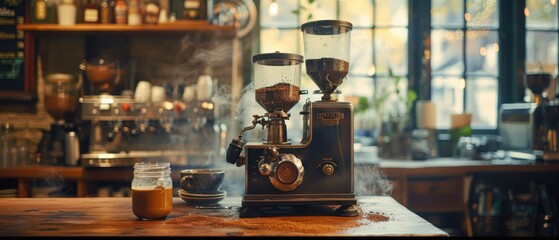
[178,189,226,198]
[178,190,227,205]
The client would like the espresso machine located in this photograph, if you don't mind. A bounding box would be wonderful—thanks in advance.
[78,59,225,167]
[226,20,357,217]
[499,72,559,161]
[79,96,222,167]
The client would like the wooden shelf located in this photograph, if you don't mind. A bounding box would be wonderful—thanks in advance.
[17,21,236,35]
[0,166,83,179]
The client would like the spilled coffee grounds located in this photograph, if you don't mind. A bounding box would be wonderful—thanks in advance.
[366,211,391,222]
[166,212,390,234]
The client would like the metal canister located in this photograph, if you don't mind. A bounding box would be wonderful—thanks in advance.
[64,131,80,166]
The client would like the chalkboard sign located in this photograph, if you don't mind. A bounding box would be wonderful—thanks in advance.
[0,0,31,100]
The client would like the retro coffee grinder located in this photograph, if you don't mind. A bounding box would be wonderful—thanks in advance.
[226,20,357,217]
[40,74,81,166]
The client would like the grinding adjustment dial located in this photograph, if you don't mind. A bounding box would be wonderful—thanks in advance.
[269,153,304,191]
[322,163,334,175]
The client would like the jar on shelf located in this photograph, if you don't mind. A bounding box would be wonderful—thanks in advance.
[131,162,173,220]
[57,0,77,26]
[143,0,160,25]
[128,0,143,26]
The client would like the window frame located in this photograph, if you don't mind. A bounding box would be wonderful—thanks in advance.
[410,0,526,135]
[253,0,548,136]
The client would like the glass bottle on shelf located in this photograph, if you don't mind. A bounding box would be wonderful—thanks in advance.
[114,0,127,24]
[75,0,84,23]
[32,0,57,23]
[182,0,206,20]
[83,0,99,23]
[127,0,143,26]
[99,0,115,24]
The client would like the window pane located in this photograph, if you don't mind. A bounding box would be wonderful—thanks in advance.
[375,76,409,120]
[350,29,373,76]
[260,0,299,28]
[432,77,464,129]
[431,29,464,75]
[466,77,498,128]
[432,0,463,28]
[339,0,373,27]
[375,0,408,27]
[374,28,408,76]
[526,0,559,30]
[340,76,374,98]
[259,29,300,54]
[526,31,559,74]
[466,0,498,28]
[298,0,336,22]
[466,30,499,75]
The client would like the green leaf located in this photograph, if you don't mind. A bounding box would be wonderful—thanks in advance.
[406,90,417,112]
[355,96,370,114]
[307,13,313,20]
[308,0,315,4]
[292,10,300,15]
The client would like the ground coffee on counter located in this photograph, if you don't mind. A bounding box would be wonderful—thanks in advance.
[166,212,390,234]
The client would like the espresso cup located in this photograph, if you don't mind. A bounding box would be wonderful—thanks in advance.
[180,169,224,194]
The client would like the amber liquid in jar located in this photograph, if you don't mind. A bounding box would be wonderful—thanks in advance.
[132,187,173,220]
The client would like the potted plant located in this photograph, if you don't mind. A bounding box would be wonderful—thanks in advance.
[355,68,416,159]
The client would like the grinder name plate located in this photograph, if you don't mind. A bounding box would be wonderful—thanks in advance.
[317,112,344,126]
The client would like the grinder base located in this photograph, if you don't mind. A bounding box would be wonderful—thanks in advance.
[239,193,358,218]
[239,204,359,218]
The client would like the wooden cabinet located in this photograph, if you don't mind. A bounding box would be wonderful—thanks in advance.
[374,160,559,236]
[407,176,464,212]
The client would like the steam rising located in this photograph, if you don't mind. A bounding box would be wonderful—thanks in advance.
[355,164,394,197]
[173,34,234,84]
[31,167,73,197]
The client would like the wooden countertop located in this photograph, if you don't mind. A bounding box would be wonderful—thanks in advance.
[0,196,447,237]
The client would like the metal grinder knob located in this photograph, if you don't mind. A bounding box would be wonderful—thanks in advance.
[322,163,335,176]
[269,153,304,191]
